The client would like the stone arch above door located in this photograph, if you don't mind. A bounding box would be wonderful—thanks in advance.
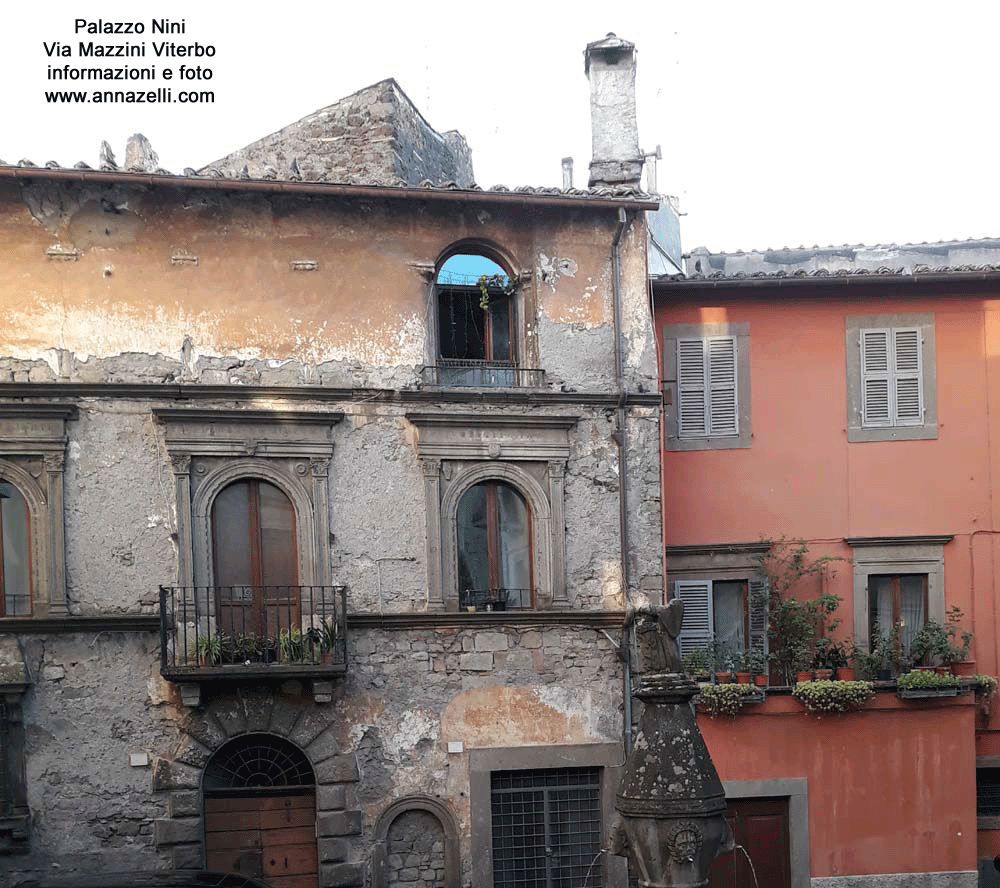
[371,795,460,888]
[151,689,363,886]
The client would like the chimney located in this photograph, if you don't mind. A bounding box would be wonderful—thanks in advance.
[584,33,642,189]
[561,157,574,190]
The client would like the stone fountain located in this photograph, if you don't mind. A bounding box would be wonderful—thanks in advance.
[609,600,733,888]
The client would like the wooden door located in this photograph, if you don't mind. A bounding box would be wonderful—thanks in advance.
[708,797,791,888]
[205,793,317,888]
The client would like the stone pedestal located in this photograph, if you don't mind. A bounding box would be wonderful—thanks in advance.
[610,672,732,888]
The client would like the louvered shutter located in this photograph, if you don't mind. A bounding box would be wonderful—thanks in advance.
[674,580,713,657]
[861,328,891,426]
[677,339,707,437]
[707,337,738,436]
[748,578,768,657]
[892,327,923,425]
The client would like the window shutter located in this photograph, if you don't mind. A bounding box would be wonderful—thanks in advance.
[892,327,923,425]
[748,578,768,656]
[861,328,891,427]
[677,339,707,437]
[707,337,738,436]
[674,580,713,657]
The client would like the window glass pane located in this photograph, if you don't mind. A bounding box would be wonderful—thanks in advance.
[0,483,30,616]
[212,481,253,587]
[868,575,894,642]
[496,483,531,599]
[899,574,927,654]
[457,483,489,595]
[258,480,297,588]
[490,298,512,362]
[713,581,745,651]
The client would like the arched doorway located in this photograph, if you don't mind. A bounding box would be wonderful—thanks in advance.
[203,734,318,888]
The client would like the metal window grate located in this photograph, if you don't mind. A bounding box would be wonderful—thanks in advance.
[491,767,602,888]
[978,768,1000,817]
[203,734,315,793]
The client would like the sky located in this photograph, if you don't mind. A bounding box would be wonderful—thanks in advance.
[5,1,1000,253]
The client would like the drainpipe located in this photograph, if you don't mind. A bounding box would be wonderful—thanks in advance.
[611,207,634,751]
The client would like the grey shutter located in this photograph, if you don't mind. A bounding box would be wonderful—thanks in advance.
[748,578,768,657]
[707,337,738,436]
[677,339,707,437]
[892,327,923,425]
[861,328,891,426]
[674,579,713,657]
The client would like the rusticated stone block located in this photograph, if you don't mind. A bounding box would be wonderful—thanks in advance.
[172,842,204,869]
[317,809,362,836]
[154,817,201,846]
[289,704,334,749]
[316,753,359,784]
[213,699,248,737]
[181,711,228,752]
[168,790,201,818]
[319,836,350,862]
[321,862,364,887]
[152,758,200,791]
[268,694,304,737]
[306,727,341,763]
[317,783,347,811]
[240,688,275,733]
[173,734,212,769]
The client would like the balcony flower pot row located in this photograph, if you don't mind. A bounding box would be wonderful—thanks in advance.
[187,622,340,667]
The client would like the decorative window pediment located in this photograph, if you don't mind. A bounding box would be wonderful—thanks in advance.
[407,412,578,610]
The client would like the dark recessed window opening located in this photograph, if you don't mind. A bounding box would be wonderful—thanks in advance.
[978,767,1000,817]
[0,482,31,617]
[457,480,532,609]
[212,478,298,637]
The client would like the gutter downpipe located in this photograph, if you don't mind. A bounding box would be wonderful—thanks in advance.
[612,206,634,752]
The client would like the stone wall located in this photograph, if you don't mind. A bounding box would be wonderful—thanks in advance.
[386,811,446,888]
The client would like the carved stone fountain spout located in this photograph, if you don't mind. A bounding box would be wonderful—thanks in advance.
[609,601,733,888]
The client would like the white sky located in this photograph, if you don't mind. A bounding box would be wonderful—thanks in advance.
[5,0,1000,253]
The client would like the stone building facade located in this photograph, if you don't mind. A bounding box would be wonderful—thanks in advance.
[0,36,662,888]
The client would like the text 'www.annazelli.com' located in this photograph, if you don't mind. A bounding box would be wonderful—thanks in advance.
[45,88,214,104]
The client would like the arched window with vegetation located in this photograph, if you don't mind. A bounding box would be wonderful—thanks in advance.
[456,480,532,609]
[211,478,298,636]
[0,481,31,616]
[436,253,518,386]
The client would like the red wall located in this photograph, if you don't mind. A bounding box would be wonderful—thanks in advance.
[698,693,979,877]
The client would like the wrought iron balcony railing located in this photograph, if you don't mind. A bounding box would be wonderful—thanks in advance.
[159,585,347,680]
[459,588,532,611]
[421,360,546,388]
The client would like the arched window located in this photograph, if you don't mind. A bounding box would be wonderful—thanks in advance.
[212,478,298,636]
[436,253,517,386]
[456,480,532,609]
[0,481,31,616]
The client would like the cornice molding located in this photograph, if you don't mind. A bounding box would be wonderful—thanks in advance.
[844,535,954,548]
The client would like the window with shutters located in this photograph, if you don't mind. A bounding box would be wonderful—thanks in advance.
[663,322,751,450]
[674,577,768,665]
[846,314,936,442]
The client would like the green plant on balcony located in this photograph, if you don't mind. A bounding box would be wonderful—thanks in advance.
[278,628,305,662]
[756,538,845,685]
[187,633,223,666]
[813,637,849,671]
[853,623,905,679]
[697,682,760,717]
[682,644,714,681]
[909,619,951,667]
[793,679,875,714]
[974,675,998,697]
[896,669,959,690]
[941,606,974,666]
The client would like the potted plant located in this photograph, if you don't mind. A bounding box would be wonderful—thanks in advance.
[712,639,736,684]
[896,668,960,698]
[733,648,754,684]
[188,632,223,666]
[909,619,950,669]
[278,628,305,663]
[697,682,761,718]
[744,647,770,687]
[793,679,875,714]
[941,606,974,674]
[682,644,714,682]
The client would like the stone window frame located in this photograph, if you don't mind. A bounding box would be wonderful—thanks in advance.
[407,412,578,610]
[0,405,76,617]
[468,743,626,888]
[845,535,951,652]
[666,543,770,660]
[662,322,751,451]
[720,778,810,888]
[846,313,937,442]
[153,409,342,592]
[371,794,461,888]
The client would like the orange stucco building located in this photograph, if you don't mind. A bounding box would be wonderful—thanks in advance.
[653,242,1000,888]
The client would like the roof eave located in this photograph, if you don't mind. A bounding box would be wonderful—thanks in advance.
[0,166,658,211]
